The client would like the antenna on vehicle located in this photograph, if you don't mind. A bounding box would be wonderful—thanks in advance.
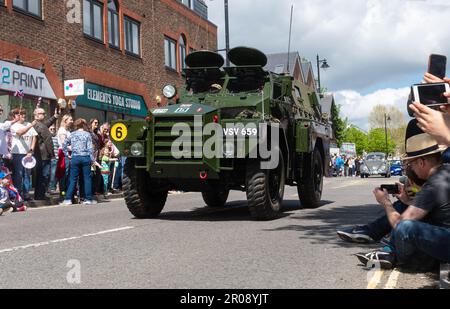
[286,5,294,74]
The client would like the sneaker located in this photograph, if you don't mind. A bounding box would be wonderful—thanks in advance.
[337,226,374,243]
[380,234,392,246]
[355,250,396,269]
[16,206,27,212]
[82,200,98,205]
[59,200,73,206]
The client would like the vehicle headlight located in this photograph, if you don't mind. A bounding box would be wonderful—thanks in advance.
[130,142,144,157]
[162,85,177,99]
[223,142,235,158]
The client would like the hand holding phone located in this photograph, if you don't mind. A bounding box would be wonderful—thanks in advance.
[412,82,450,107]
[381,184,399,195]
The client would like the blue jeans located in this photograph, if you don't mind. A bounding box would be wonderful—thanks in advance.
[49,159,57,191]
[34,159,51,200]
[65,156,92,202]
[11,154,32,198]
[392,220,450,267]
[366,201,408,241]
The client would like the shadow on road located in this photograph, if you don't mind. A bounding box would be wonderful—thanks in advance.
[265,203,386,249]
[149,199,334,222]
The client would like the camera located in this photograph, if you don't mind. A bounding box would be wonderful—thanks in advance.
[411,82,450,107]
[381,184,399,195]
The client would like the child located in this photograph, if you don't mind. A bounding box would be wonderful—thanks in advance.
[0,172,14,215]
[98,147,117,198]
[0,170,26,214]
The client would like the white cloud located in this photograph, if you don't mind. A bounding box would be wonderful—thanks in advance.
[334,87,411,131]
[207,0,450,93]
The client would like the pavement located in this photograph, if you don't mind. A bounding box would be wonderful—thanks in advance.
[0,176,440,289]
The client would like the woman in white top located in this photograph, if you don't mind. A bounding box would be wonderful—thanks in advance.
[57,114,73,148]
[57,114,73,195]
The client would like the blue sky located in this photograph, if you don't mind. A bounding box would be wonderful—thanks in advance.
[206,0,450,130]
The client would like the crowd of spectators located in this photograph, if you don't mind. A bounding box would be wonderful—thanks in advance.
[0,108,122,214]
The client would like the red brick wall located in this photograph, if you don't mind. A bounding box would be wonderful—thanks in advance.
[0,0,217,108]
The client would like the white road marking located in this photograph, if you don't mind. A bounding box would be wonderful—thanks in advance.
[0,226,134,254]
[367,270,384,289]
[384,269,401,289]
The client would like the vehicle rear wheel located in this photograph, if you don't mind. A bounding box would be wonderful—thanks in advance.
[298,147,324,208]
[202,187,230,208]
[123,159,168,218]
[246,150,285,220]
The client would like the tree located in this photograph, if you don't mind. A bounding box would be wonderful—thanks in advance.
[366,128,396,154]
[368,104,406,156]
[342,126,368,155]
[368,104,406,130]
[331,102,347,147]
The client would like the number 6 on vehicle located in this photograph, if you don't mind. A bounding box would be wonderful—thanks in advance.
[111,123,128,142]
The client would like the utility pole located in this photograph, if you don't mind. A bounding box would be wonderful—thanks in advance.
[384,113,390,158]
[224,0,230,66]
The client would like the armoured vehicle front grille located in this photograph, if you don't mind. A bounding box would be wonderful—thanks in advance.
[153,116,203,163]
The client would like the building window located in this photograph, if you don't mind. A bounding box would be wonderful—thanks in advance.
[1,0,5,7]
[124,16,140,56]
[108,0,120,48]
[83,0,104,42]
[179,35,187,71]
[164,36,177,70]
[13,0,42,18]
[179,0,194,9]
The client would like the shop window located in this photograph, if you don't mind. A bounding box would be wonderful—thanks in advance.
[13,0,42,18]
[179,35,187,71]
[164,36,177,70]
[108,0,120,49]
[83,0,104,42]
[124,16,140,56]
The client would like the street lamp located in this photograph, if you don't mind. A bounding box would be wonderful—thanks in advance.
[316,54,330,94]
[384,113,391,158]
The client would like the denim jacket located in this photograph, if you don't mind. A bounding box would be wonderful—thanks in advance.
[63,130,94,162]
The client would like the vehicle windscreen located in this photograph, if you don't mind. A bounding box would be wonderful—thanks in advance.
[224,66,267,93]
[184,68,225,94]
[366,154,385,161]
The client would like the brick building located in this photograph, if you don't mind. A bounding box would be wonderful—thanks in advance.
[0,0,217,123]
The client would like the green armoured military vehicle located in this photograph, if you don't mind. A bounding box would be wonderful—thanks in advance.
[111,47,331,220]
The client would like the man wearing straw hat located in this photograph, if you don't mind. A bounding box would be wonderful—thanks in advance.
[356,119,450,270]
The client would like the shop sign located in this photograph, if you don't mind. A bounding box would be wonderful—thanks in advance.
[64,79,85,96]
[76,83,148,117]
[0,60,56,99]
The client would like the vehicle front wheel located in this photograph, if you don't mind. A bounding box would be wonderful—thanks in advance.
[298,147,324,208]
[123,159,168,218]
[246,150,285,220]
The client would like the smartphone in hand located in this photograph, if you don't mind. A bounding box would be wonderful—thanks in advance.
[428,54,447,79]
[381,184,399,195]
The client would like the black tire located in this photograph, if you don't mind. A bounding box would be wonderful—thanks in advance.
[202,187,230,208]
[298,148,324,208]
[361,174,365,179]
[123,159,168,218]
[246,150,285,220]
